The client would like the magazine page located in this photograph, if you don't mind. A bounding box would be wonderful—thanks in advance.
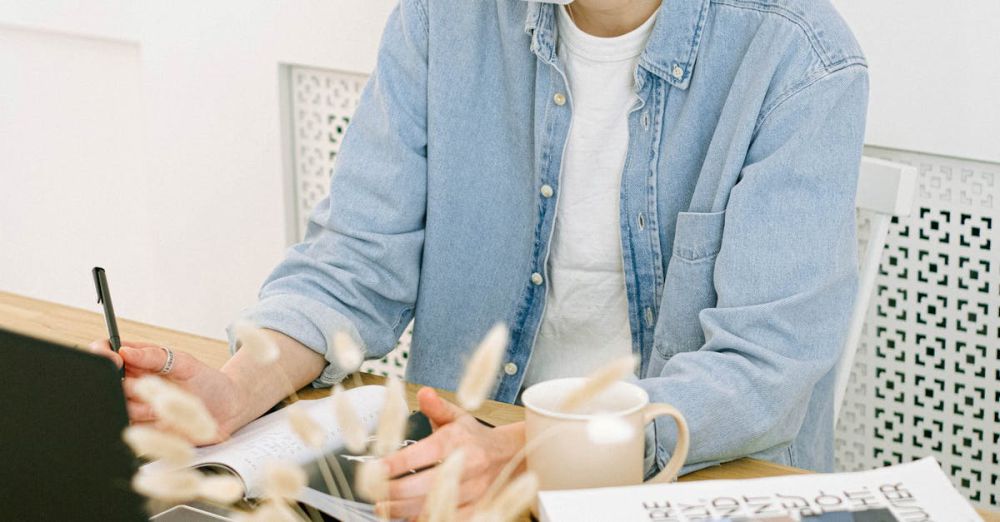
[144,385,386,498]
[538,457,982,522]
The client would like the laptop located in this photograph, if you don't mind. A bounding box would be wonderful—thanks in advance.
[0,327,147,521]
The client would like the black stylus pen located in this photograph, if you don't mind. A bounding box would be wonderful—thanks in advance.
[92,267,125,379]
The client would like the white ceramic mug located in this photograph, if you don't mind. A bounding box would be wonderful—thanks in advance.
[521,378,689,492]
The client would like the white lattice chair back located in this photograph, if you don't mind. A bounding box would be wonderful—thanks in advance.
[833,148,999,509]
[834,158,917,422]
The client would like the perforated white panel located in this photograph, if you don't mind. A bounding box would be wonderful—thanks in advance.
[288,65,411,379]
[836,146,1000,509]
[290,65,365,236]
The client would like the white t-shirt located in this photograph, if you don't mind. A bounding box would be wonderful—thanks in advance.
[524,6,658,387]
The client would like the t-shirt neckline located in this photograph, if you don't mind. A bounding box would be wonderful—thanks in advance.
[556,5,660,62]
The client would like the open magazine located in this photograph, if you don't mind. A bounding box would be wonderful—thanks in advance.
[538,456,982,521]
[144,385,432,521]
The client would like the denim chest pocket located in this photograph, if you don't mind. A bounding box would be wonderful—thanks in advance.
[648,210,727,371]
[672,210,727,261]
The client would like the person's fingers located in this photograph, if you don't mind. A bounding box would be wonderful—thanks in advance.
[121,346,202,381]
[417,387,465,429]
[382,432,447,479]
[388,466,490,503]
[377,496,423,520]
[124,367,148,379]
[119,345,169,371]
[126,400,156,423]
[87,340,123,368]
[122,377,146,400]
[388,467,438,500]
[455,504,477,522]
[379,472,491,519]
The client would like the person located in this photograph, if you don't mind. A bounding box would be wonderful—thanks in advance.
[92,0,868,518]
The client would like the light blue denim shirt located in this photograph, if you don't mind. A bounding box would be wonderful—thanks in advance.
[231,0,868,475]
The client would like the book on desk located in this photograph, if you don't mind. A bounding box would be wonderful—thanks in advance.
[143,385,431,521]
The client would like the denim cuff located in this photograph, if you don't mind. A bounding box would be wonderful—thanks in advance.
[226,293,364,388]
[641,397,723,480]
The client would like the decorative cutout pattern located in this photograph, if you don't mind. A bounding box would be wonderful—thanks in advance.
[288,66,411,378]
[290,66,366,236]
[835,146,1000,509]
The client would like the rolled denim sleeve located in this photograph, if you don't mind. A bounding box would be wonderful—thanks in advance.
[641,64,869,474]
[228,0,429,386]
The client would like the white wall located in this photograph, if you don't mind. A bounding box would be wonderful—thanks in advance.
[831,0,1000,163]
[0,0,394,340]
[0,25,151,321]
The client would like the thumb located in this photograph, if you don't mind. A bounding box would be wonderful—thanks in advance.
[417,387,464,429]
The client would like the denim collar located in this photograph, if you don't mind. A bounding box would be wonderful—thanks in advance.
[524,0,711,90]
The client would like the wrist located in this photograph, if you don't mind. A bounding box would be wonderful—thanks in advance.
[496,421,527,463]
[217,366,254,434]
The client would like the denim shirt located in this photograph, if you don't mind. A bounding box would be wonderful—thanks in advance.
[231,0,868,475]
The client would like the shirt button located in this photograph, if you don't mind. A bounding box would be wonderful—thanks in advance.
[530,272,544,285]
[504,362,518,375]
[641,112,650,130]
[540,184,554,198]
[553,92,567,106]
[645,307,655,327]
[672,65,684,80]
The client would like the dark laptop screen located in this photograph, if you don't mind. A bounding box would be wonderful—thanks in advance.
[0,328,145,521]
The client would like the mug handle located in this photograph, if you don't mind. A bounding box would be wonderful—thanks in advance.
[642,403,690,484]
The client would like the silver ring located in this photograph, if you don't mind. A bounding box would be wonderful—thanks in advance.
[159,346,175,375]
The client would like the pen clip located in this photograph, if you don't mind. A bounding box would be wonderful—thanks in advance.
[92,266,105,304]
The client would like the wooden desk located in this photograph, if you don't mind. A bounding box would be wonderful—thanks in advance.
[1,291,995,520]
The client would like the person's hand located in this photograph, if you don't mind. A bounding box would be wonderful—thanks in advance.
[378,387,525,520]
[88,339,244,443]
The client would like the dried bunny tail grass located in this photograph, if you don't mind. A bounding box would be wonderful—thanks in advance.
[132,375,172,402]
[333,384,368,454]
[262,460,307,501]
[330,331,363,373]
[122,425,194,465]
[586,414,635,445]
[231,319,279,364]
[132,468,202,503]
[469,512,502,522]
[373,375,408,456]
[134,376,219,444]
[197,475,245,504]
[419,449,465,522]
[287,406,325,449]
[456,323,509,411]
[354,460,389,502]
[475,471,539,522]
[157,390,219,444]
[558,354,638,413]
